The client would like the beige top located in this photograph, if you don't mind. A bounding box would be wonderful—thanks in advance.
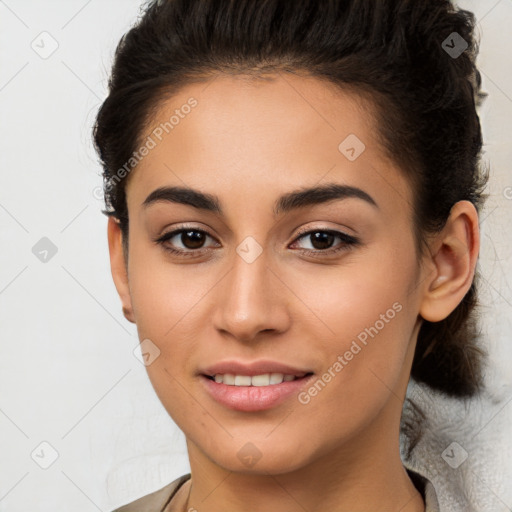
[112,468,440,512]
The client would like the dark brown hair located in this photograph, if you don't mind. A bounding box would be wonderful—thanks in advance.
[93,0,489,407]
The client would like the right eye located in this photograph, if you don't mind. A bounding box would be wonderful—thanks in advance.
[155,226,220,257]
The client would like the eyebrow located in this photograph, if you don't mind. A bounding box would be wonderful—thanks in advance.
[142,182,379,216]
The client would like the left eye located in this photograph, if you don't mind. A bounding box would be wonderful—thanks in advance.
[291,229,359,254]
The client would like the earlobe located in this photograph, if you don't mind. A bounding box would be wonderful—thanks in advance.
[419,201,480,323]
[107,216,136,324]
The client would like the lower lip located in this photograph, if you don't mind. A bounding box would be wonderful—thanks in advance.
[200,374,314,412]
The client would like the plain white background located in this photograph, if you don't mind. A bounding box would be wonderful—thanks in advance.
[0,0,511,510]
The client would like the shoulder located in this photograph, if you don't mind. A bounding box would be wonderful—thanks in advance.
[111,473,191,512]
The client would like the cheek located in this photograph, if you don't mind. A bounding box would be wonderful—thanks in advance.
[288,246,417,407]
[127,238,214,340]
[126,244,207,430]
[285,241,415,343]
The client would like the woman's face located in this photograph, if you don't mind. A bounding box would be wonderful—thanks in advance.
[119,73,430,473]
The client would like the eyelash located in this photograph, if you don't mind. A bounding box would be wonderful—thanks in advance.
[154,225,360,259]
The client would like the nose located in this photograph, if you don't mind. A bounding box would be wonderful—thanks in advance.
[212,244,291,344]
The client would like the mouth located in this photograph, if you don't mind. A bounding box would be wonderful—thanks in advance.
[203,372,314,386]
[200,371,315,412]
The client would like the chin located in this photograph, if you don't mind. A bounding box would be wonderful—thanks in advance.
[197,435,315,476]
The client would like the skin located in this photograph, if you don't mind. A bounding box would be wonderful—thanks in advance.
[107,73,480,512]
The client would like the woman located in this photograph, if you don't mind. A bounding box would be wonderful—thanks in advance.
[93,0,489,510]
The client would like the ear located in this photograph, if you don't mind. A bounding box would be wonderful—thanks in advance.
[107,216,136,324]
[419,200,480,322]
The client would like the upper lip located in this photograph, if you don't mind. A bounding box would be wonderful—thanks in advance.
[200,360,313,378]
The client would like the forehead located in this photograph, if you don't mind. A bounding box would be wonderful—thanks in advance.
[126,73,413,219]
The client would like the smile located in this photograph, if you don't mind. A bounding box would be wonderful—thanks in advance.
[206,372,311,386]
[201,373,315,412]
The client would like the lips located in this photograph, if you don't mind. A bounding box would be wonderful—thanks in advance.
[200,359,313,378]
[200,373,315,412]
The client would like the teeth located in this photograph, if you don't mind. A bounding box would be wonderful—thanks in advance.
[212,373,299,386]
